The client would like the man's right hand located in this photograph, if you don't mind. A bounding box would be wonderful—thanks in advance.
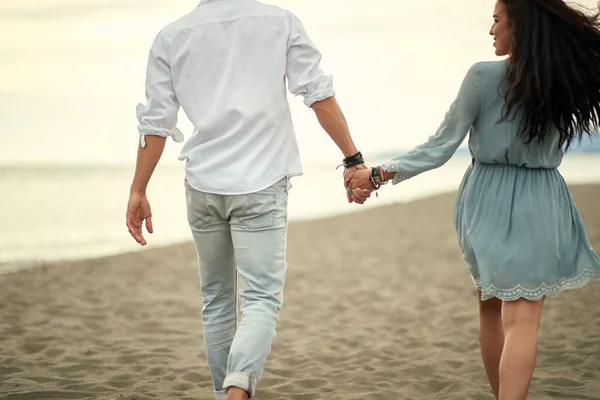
[126,192,154,246]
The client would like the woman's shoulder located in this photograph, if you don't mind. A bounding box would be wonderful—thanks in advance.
[470,59,507,78]
[466,60,508,94]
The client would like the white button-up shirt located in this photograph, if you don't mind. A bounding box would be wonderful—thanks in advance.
[136,0,335,194]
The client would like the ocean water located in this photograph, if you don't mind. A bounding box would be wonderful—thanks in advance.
[1,153,599,271]
[4,0,600,273]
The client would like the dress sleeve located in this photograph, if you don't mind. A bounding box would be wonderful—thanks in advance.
[382,63,480,184]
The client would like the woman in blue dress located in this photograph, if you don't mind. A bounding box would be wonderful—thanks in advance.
[347,1,600,399]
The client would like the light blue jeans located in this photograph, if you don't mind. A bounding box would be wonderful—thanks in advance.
[185,178,290,399]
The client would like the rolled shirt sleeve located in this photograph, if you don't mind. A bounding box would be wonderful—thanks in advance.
[136,31,183,147]
[285,13,335,107]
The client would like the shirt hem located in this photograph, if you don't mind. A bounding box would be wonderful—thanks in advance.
[184,171,303,195]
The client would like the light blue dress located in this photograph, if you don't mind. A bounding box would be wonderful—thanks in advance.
[382,60,600,301]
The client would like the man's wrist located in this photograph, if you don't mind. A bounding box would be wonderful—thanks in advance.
[130,186,147,195]
[342,147,359,158]
[342,151,365,169]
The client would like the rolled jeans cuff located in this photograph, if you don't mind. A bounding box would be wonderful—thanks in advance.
[215,390,226,400]
[223,372,257,398]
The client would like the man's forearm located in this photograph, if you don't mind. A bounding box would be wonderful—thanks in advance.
[130,136,167,194]
[311,97,359,158]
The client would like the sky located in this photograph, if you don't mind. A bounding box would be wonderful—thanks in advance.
[1,0,597,166]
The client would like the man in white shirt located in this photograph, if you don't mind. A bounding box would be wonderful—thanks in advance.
[126,1,367,399]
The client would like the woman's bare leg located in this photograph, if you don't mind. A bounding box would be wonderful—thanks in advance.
[478,291,504,399]
[498,298,545,400]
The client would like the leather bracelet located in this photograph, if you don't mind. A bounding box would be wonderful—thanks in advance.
[370,167,381,189]
[377,166,389,185]
[343,151,363,164]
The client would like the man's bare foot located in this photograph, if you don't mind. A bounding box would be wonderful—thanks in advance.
[225,387,249,400]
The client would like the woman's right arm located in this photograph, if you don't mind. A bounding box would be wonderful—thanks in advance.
[380,63,481,184]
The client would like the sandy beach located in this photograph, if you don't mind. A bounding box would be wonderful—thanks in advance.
[1,184,599,400]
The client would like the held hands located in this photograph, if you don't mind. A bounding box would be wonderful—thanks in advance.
[341,151,376,204]
[346,168,374,203]
[341,152,390,204]
[344,165,372,204]
[126,191,154,246]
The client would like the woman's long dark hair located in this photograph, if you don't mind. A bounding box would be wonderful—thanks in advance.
[501,0,600,150]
